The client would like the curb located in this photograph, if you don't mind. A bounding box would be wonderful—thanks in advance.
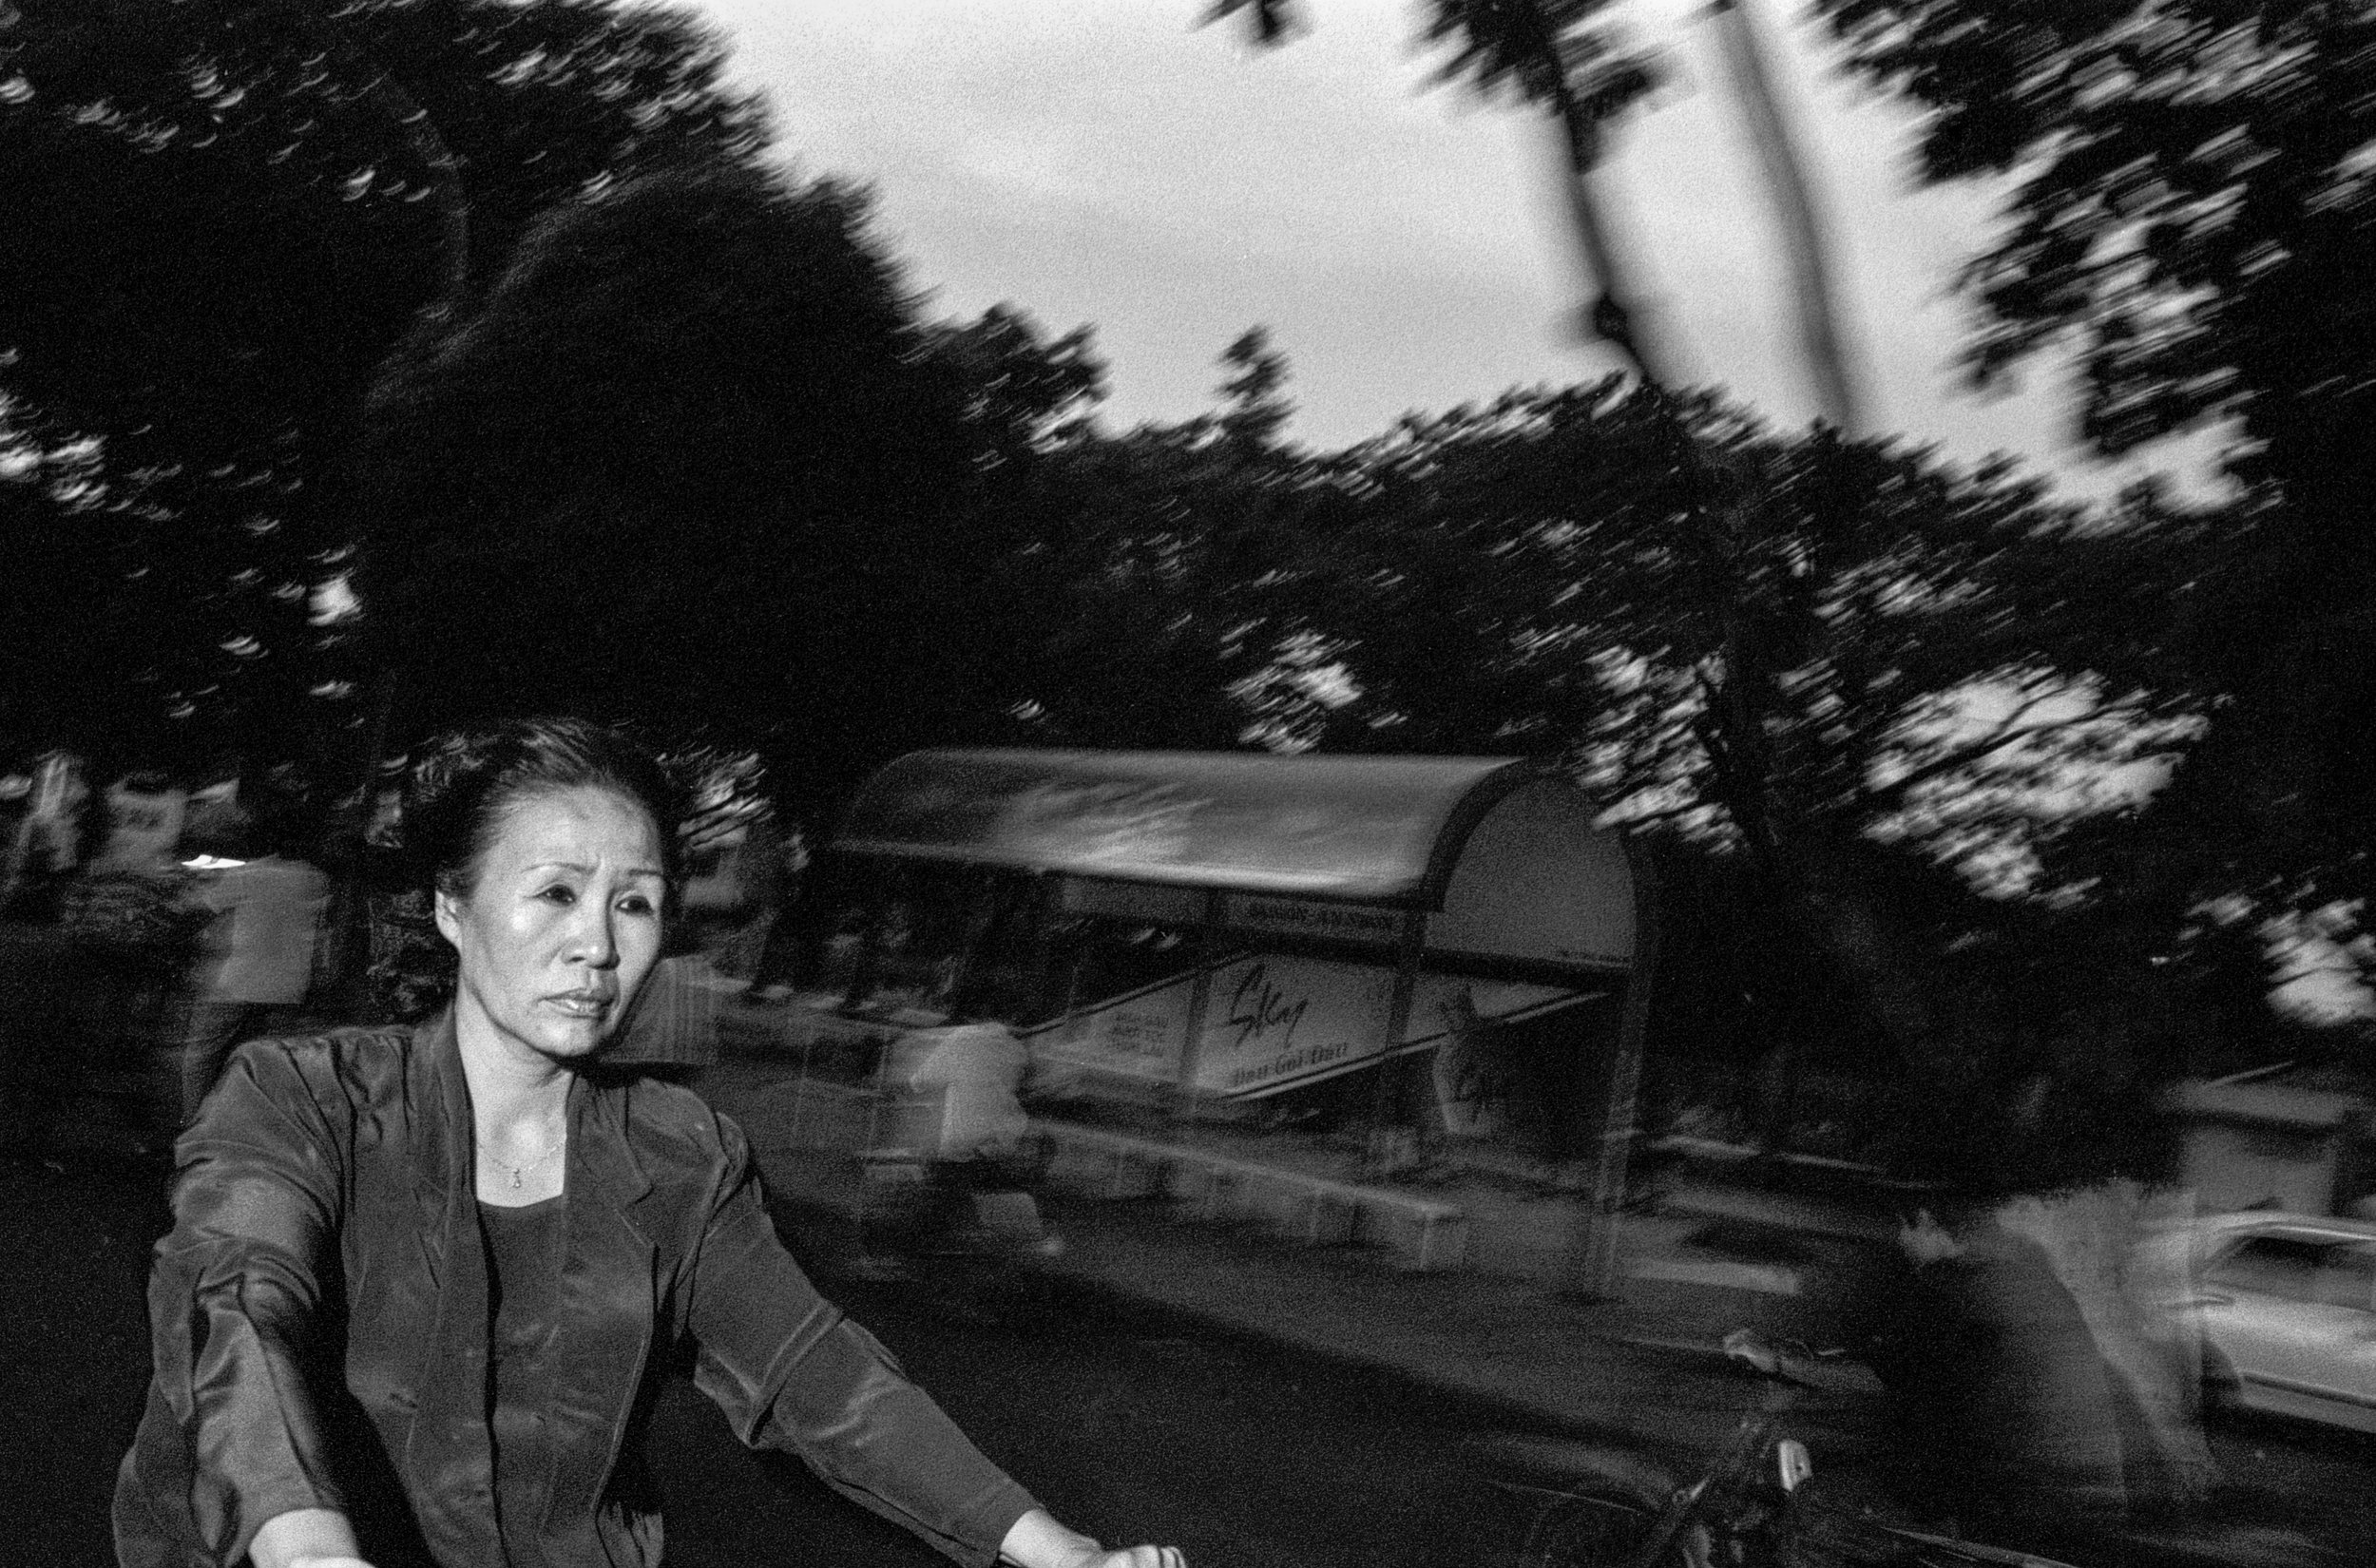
[758,1174,1792,1464]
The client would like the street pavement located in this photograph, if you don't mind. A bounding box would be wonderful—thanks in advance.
[696,1039,1898,1467]
[0,1136,1803,1568]
[12,1001,2373,1565]
[0,1012,1892,1563]
[4,1149,175,1566]
[699,1025,2376,1563]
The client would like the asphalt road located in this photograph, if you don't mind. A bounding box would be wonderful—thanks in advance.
[652,1237,2376,1568]
[644,1248,1622,1568]
[2,1151,1520,1568]
[12,1152,2375,1568]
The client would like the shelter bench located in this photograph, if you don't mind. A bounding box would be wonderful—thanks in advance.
[1038,1121,1468,1272]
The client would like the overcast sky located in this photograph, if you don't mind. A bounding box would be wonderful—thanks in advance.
[682,0,2208,502]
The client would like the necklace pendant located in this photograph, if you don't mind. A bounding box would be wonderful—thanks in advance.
[508,1168,523,1190]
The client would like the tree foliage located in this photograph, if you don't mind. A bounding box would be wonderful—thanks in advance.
[1210,0,1667,367]
[0,0,765,773]
[355,165,1021,821]
[1325,385,2232,1175]
[8,0,2356,1177]
[1812,0,2376,1001]
[0,430,148,766]
[1199,0,2376,1168]
[981,328,1332,753]
[1813,0,2371,486]
[1000,303,2232,1176]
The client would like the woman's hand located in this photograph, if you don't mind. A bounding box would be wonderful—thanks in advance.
[249,1508,373,1568]
[998,1507,1185,1568]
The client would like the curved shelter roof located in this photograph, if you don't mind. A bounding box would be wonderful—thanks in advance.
[830,748,1553,908]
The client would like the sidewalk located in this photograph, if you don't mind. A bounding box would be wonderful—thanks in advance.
[698,1032,1896,1464]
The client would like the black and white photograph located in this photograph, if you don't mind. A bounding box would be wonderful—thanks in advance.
[4,3,2373,1565]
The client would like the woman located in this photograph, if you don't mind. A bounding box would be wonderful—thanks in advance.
[116,717,1184,1568]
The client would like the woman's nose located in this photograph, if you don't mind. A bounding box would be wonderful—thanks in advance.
[568,904,620,967]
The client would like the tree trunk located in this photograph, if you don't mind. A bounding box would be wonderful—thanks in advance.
[1546,75,1679,390]
[1706,0,1866,434]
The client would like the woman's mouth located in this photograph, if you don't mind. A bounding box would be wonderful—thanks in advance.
[547,991,613,1019]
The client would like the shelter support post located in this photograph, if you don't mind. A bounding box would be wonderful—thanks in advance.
[839,875,891,1013]
[1574,836,1659,1297]
[1364,909,1429,1176]
[1171,889,1228,1121]
[1023,872,1060,1023]
[943,869,1003,1015]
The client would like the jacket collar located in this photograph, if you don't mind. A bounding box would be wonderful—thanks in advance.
[404,1007,468,1234]
[569,1060,657,1216]
[408,1005,658,1218]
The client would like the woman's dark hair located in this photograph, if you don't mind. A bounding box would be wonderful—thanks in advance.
[400,715,683,898]
[369,717,683,1020]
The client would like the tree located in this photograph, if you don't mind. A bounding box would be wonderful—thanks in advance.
[0,0,766,775]
[1213,0,1668,376]
[977,328,1371,755]
[0,425,147,766]
[967,311,2217,1176]
[906,307,1286,751]
[1210,0,1865,425]
[923,304,1108,466]
[1198,0,2268,1199]
[1811,0,2376,1012]
[1252,382,2215,1144]
[353,165,1017,823]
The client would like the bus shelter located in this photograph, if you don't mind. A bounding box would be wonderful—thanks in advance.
[828,749,1655,1183]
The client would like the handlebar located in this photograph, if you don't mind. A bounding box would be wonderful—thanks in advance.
[1720,1327,1828,1381]
[1719,1326,1879,1409]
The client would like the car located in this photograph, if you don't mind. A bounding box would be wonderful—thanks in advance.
[2166,1211,2376,1433]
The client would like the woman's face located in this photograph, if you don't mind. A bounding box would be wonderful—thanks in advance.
[434,784,667,1065]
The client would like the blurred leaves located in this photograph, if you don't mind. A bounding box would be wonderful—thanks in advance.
[1813,0,2376,994]
[1211,0,1659,121]
[0,0,766,769]
[5,0,2367,1171]
[355,165,1071,821]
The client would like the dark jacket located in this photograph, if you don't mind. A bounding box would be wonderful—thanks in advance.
[1868,1223,2132,1542]
[114,1013,1038,1567]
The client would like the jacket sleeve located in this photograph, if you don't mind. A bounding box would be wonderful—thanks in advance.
[146,1039,351,1564]
[683,1114,1040,1567]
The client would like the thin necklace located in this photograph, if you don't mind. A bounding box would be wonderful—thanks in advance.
[483,1118,565,1192]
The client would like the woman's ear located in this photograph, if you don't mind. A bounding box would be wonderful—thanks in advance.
[432,887,464,946]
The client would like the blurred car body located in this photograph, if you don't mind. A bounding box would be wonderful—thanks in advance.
[2172,1212,2376,1433]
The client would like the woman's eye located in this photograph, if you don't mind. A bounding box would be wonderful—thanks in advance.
[618,893,657,916]
[538,886,577,906]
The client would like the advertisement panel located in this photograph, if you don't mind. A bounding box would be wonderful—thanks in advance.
[1191,953,1402,1098]
[1031,953,1602,1103]
[1407,977,1610,1139]
[1405,973,1591,1047]
[1035,970,1195,1084]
